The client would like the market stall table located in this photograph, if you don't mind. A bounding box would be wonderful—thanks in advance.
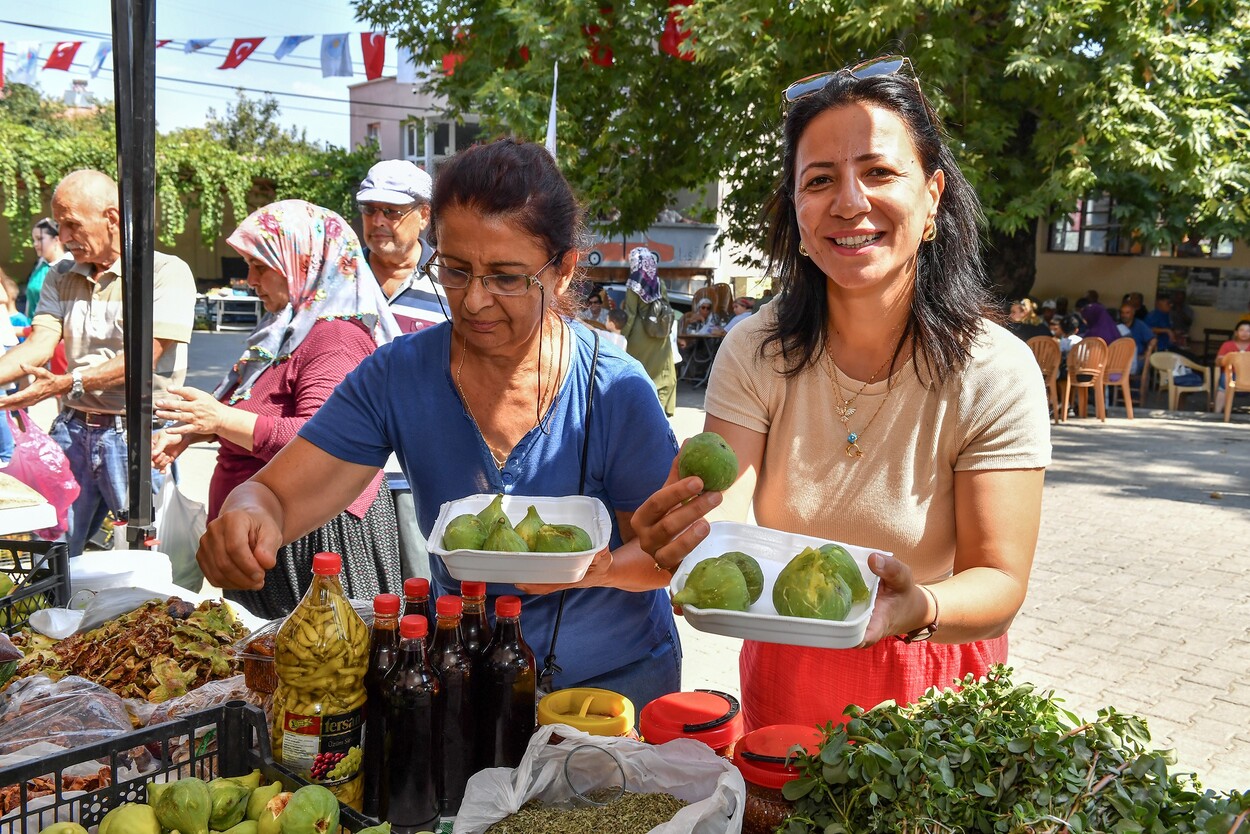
[679,333,724,388]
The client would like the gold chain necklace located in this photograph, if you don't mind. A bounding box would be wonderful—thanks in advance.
[455,322,562,470]
[824,345,897,459]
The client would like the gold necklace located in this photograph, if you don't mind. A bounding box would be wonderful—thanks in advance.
[455,322,562,470]
[823,346,898,459]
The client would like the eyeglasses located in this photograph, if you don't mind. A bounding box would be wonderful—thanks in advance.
[782,55,932,126]
[359,203,419,221]
[424,252,561,296]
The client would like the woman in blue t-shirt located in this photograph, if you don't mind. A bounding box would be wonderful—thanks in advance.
[198,140,715,710]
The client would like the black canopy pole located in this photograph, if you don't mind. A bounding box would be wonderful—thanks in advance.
[111,0,157,547]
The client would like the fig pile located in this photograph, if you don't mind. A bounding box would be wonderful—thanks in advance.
[442,496,593,554]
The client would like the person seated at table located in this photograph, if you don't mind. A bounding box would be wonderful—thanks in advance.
[1144,296,1175,351]
[578,290,609,326]
[1056,313,1083,381]
[1006,298,1050,341]
[1038,298,1057,324]
[1078,299,1120,344]
[724,297,755,333]
[677,297,723,360]
[1214,319,1250,413]
[1116,303,1154,373]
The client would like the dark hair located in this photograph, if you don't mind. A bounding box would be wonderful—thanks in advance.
[1235,319,1250,331]
[34,217,58,237]
[1060,313,1083,336]
[761,64,995,384]
[608,309,627,328]
[587,291,603,303]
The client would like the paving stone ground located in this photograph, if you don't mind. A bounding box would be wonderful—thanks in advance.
[185,333,1250,793]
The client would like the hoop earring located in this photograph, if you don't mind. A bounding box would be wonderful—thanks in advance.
[923,223,937,242]
[798,241,809,257]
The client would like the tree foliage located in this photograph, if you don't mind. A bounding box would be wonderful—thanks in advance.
[354,0,1250,292]
[0,85,377,249]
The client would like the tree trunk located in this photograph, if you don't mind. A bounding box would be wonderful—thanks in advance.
[985,221,1038,302]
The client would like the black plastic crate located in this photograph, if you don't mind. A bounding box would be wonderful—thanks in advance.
[0,539,70,635]
[0,701,377,834]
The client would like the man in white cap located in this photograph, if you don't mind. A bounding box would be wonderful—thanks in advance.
[357,160,448,581]
[357,159,448,334]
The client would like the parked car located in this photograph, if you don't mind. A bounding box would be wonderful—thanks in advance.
[594,278,705,314]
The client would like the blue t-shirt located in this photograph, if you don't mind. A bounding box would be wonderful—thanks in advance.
[300,320,679,686]
[1144,310,1172,351]
[1122,317,1154,355]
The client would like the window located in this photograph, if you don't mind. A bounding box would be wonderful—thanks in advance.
[403,120,422,160]
[1049,195,1232,258]
[365,122,380,146]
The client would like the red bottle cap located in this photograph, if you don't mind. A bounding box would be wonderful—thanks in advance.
[404,577,430,598]
[495,595,521,618]
[400,615,428,639]
[732,724,825,790]
[373,593,401,616]
[639,690,744,752]
[461,581,487,598]
[436,595,464,617]
[311,553,341,575]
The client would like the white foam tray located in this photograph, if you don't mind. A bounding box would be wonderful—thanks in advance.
[668,521,885,649]
[429,494,611,584]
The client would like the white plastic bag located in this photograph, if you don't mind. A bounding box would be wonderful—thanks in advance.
[154,477,207,593]
[453,723,745,834]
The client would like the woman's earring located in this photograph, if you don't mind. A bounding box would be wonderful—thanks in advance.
[923,223,937,242]
[798,241,809,257]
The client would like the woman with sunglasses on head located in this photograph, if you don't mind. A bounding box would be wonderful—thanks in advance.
[638,57,1050,731]
[198,139,684,710]
[152,200,403,618]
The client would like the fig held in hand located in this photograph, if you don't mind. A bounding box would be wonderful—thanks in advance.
[677,432,739,492]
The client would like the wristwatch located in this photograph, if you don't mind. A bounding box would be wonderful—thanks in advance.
[67,369,85,401]
[900,585,940,643]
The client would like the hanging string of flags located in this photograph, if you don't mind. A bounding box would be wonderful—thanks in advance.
[0,2,696,91]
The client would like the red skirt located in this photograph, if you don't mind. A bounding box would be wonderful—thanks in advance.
[739,634,1008,732]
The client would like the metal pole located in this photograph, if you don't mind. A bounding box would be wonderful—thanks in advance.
[111,0,157,547]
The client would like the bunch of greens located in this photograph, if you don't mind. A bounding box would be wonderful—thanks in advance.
[781,667,1248,834]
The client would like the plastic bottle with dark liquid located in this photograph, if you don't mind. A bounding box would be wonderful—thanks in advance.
[472,595,536,771]
[381,615,442,834]
[361,593,401,818]
[459,580,492,657]
[403,577,432,641]
[426,595,473,815]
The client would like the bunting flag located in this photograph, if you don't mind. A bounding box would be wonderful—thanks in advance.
[275,35,312,60]
[11,43,39,86]
[442,52,464,76]
[89,41,111,78]
[584,7,614,67]
[219,37,264,69]
[0,44,4,90]
[320,34,352,77]
[396,45,418,83]
[360,33,386,80]
[184,39,215,54]
[545,63,559,159]
[155,40,172,48]
[660,0,696,61]
[44,41,83,71]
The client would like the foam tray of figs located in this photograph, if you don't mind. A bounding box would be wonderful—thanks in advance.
[667,521,885,649]
[429,493,613,583]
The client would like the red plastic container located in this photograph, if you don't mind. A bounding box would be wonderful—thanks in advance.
[733,724,825,834]
[638,689,744,757]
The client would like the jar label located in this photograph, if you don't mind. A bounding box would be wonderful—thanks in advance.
[281,707,363,786]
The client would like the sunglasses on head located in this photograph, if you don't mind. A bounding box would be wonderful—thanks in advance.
[783,55,933,126]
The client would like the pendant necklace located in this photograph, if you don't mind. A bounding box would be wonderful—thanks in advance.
[823,342,898,459]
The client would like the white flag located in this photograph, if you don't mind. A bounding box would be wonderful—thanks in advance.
[396,45,418,84]
[544,63,559,159]
[90,42,111,78]
[11,43,39,86]
[320,34,352,78]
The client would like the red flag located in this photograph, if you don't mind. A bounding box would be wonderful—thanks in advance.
[155,39,172,48]
[0,43,5,89]
[44,41,83,71]
[442,53,465,75]
[360,33,386,80]
[583,7,614,67]
[219,37,264,70]
[660,0,696,61]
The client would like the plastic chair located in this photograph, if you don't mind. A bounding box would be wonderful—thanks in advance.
[1135,338,1156,407]
[1062,337,1108,422]
[711,283,734,320]
[1026,336,1061,422]
[1148,351,1212,411]
[1221,352,1250,422]
[1102,337,1138,419]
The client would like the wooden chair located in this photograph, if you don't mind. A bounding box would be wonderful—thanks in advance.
[692,286,716,312]
[1220,352,1250,422]
[1135,338,1156,407]
[1062,337,1108,422]
[1027,336,1061,422]
[1102,337,1138,419]
[1148,351,1212,411]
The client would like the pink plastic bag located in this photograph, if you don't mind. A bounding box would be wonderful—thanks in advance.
[2,410,80,539]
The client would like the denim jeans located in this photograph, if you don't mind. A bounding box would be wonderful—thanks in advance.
[48,412,168,556]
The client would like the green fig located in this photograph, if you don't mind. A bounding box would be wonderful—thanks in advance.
[247,782,283,822]
[442,513,487,550]
[223,769,261,792]
[719,551,764,604]
[554,523,593,551]
[531,524,579,553]
[146,781,170,807]
[256,792,291,834]
[677,432,739,492]
[39,823,89,834]
[99,804,161,834]
[355,826,391,834]
[482,516,529,552]
[773,546,853,621]
[279,786,339,834]
[514,505,546,549]
[818,543,870,603]
[672,557,751,611]
[221,823,258,834]
[207,778,251,831]
[154,778,212,834]
[476,494,507,529]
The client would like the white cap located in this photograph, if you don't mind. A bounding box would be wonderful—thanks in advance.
[356,159,433,205]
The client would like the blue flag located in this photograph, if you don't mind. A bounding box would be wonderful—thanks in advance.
[89,42,111,78]
[320,33,352,78]
[274,35,312,61]
[184,39,215,54]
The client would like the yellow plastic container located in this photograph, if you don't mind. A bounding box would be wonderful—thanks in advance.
[538,687,635,737]
[272,552,370,809]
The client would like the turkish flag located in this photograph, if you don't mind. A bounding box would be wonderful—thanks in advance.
[155,40,172,48]
[660,0,696,61]
[44,41,83,71]
[219,38,264,70]
[584,7,615,67]
[361,33,386,80]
